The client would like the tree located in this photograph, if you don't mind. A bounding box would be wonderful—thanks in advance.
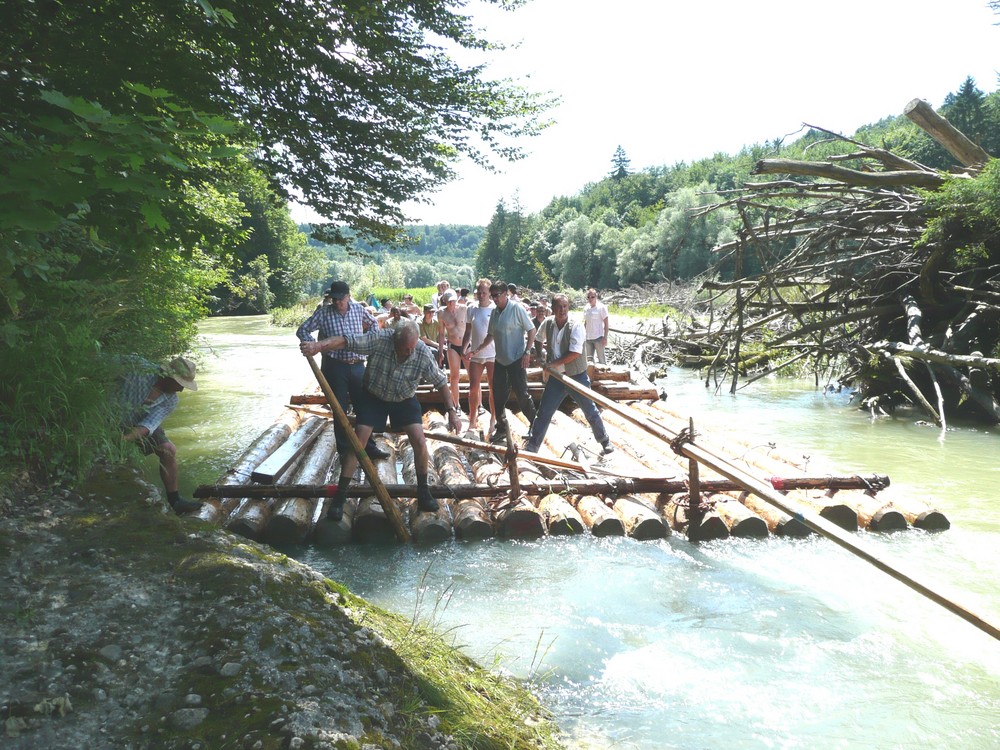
[2,0,552,245]
[610,146,631,180]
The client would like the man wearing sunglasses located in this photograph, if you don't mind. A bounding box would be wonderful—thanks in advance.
[468,280,537,443]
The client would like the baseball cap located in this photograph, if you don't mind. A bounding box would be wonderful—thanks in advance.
[328,280,350,300]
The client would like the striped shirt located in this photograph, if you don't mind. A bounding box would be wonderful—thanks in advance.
[115,357,178,434]
[344,329,447,402]
[296,301,377,362]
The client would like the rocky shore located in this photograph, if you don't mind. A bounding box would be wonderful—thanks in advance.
[0,468,560,750]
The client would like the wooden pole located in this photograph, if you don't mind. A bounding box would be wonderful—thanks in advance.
[546,368,1000,642]
[687,416,704,541]
[305,355,410,543]
[194,475,892,500]
[424,430,601,474]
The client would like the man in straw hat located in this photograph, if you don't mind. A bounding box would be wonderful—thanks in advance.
[116,355,202,515]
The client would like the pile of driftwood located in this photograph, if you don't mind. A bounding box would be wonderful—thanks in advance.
[629,100,1000,425]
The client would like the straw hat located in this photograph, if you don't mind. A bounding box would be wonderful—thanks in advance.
[162,356,198,391]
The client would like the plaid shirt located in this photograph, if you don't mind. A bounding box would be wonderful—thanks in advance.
[296,301,377,362]
[114,356,178,434]
[344,329,447,402]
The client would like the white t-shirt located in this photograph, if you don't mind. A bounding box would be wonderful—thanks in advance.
[466,304,496,361]
[583,301,609,339]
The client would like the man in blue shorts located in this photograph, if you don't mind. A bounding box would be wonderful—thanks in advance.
[300,320,462,521]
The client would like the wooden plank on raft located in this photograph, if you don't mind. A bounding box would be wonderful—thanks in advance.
[250,416,325,483]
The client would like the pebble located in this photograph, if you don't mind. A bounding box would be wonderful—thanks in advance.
[98,645,123,662]
[220,661,242,677]
[169,707,209,731]
[289,738,304,749]
[184,693,202,706]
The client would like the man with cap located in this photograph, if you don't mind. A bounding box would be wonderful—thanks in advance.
[469,279,537,444]
[418,303,441,358]
[296,281,389,461]
[115,355,202,515]
[300,320,462,520]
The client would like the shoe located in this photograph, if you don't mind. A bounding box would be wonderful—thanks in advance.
[600,441,615,455]
[365,445,390,460]
[416,489,439,513]
[327,496,345,523]
[523,442,539,454]
[169,496,202,515]
[490,430,507,445]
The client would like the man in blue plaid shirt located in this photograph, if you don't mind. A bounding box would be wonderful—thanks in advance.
[115,355,202,515]
[300,319,462,521]
[296,280,388,461]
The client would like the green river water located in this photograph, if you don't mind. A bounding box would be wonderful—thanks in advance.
[159,315,999,749]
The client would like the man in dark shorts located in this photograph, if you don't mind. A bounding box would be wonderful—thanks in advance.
[116,355,203,515]
[300,319,462,521]
[296,280,388,461]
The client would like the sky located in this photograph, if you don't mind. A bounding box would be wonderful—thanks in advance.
[291,0,1000,228]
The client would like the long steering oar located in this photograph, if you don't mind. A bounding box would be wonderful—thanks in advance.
[305,355,410,543]
[547,367,1000,642]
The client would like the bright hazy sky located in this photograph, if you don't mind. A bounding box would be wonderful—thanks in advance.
[292,0,1000,227]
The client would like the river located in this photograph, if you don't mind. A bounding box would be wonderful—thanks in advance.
[164,316,1000,749]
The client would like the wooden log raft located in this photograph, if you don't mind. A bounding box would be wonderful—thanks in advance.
[265,422,337,546]
[613,495,667,541]
[192,407,304,525]
[468,439,545,539]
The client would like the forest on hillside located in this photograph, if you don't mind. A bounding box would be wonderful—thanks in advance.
[473,77,1000,292]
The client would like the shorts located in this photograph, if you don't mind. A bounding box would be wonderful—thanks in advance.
[136,426,169,456]
[355,390,423,432]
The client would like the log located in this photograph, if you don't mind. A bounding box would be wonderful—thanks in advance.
[827,489,907,533]
[538,493,585,535]
[425,415,493,541]
[613,496,667,540]
[713,496,769,539]
[739,491,812,538]
[250,416,325,483]
[904,98,992,167]
[658,494,730,541]
[399,437,453,545]
[471,452,545,539]
[574,495,625,537]
[882,494,950,532]
[753,157,947,189]
[352,438,400,544]
[265,423,338,546]
[191,407,304,525]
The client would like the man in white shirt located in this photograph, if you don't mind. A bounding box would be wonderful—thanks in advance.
[523,294,612,456]
[583,287,610,364]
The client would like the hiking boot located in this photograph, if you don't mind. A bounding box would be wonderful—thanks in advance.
[490,429,507,445]
[169,496,202,515]
[416,489,439,513]
[523,441,539,454]
[327,496,346,523]
[600,440,615,455]
[365,445,390,460]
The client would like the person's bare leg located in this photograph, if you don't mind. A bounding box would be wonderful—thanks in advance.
[447,346,463,411]
[468,360,484,430]
[154,441,179,493]
[404,423,438,511]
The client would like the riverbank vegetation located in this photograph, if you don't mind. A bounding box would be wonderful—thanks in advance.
[0,0,550,485]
